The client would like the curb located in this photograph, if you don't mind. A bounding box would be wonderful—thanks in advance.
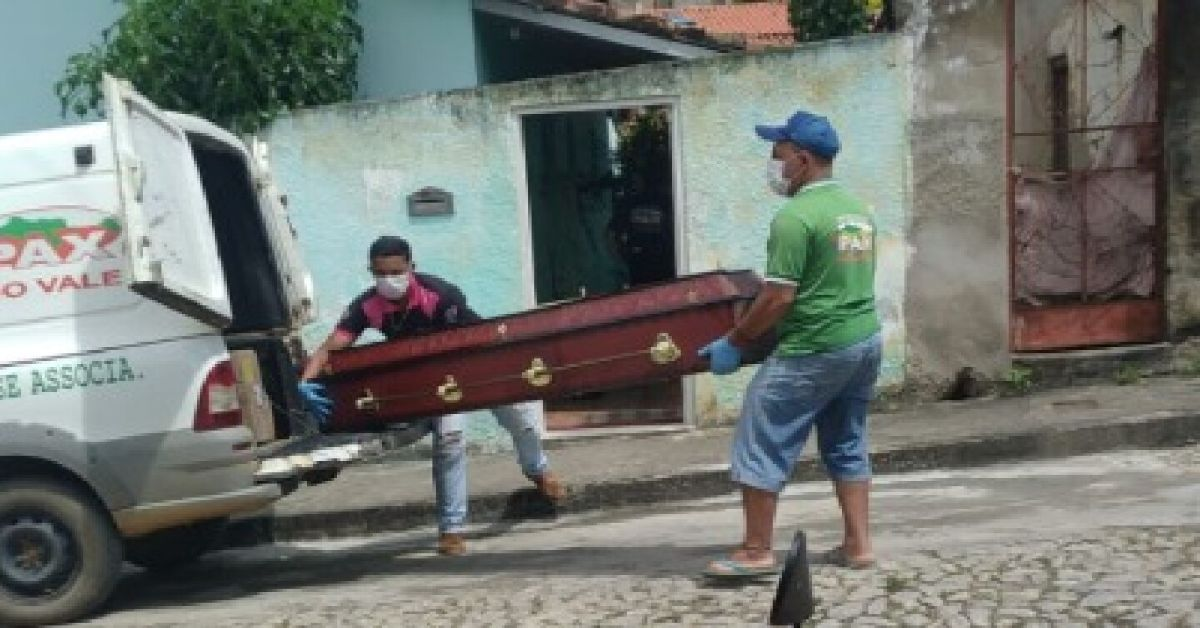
[224,411,1200,547]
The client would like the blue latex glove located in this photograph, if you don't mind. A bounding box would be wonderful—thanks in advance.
[699,336,742,376]
[298,381,334,426]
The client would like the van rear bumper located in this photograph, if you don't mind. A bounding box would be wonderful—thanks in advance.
[112,483,281,537]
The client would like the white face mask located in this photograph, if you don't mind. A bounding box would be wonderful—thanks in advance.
[767,159,791,197]
[375,274,410,300]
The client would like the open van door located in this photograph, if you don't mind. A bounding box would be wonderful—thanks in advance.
[247,138,316,328]
[103,74,232,328]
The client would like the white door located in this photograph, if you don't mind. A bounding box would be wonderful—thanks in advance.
[103,74,232,328]
[248,138,316,328]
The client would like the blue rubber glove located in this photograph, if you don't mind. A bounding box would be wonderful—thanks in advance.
[699,336,742,376]
[298,381,334,426]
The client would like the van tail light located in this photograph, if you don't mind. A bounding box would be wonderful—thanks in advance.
[194,360,242,432]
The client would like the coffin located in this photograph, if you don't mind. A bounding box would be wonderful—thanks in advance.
[319,270,764,432]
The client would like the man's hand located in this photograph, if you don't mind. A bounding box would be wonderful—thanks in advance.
[298,381,334,426]
[699,337,742,376]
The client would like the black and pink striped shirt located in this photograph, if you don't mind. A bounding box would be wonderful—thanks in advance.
[333,273,481,343]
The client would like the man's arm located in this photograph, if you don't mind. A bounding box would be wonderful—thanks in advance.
[300,332,356,381]
[728,281,796,348]
[700,213,805,375]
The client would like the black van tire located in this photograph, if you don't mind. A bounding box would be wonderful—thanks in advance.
[0,478,123,627]
[124,518,227,573]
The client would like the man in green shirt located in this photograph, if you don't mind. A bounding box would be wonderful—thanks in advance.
[700,110,882,577]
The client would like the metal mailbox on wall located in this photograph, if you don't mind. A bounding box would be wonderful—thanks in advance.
[407,187,454,217]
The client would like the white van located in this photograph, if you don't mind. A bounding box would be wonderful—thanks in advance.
[0,76,345,626]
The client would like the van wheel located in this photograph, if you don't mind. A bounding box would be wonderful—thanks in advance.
[0,478,123,627]
[124,518,227,573]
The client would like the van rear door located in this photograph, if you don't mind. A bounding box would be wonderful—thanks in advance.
[103,74,232,328]
[247,138,316,328]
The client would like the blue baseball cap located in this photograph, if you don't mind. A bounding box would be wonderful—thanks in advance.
[755,110,840,159]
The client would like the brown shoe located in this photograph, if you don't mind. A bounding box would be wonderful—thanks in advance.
[437,533,467,556]
[530,471,567,502]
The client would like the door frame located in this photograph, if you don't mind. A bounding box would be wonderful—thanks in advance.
[509,96,696,431]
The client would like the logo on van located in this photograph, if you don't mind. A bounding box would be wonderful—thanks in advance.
[0,209,125,301]
[0,215,121,269]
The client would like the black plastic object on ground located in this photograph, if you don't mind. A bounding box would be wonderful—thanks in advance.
[770,530,815,626]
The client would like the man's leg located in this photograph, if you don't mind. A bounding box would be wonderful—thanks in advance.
[815,334,881,566]
[833,479,871,560]
[737,485,778,565]
[431,413,469,554]
[491,403,565,501]
[491,402,548,476]
[709,358,826,574]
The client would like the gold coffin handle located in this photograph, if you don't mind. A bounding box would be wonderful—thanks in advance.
[523,358,553,387]
[649,333,682,365]
[355,388,381,412]
[437,376,463,403]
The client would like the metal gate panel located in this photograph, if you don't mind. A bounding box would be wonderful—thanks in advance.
[1006,0,1163,351]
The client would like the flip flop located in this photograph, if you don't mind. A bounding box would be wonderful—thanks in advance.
[822,546,876,570]
[702,558,782,580]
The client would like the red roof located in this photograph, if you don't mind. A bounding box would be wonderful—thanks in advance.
[654,2,794,49]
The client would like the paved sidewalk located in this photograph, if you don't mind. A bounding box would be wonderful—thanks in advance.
[227,376,1200,544]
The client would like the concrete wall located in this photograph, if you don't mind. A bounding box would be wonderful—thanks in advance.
[0,1,124,135]
[1163,0,1200,335]
[266,37,912,443]
[902,0,1010,388]
[356,0,479,100]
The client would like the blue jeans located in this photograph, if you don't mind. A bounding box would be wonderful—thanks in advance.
[730,333,882,493]
[415,402,549,533]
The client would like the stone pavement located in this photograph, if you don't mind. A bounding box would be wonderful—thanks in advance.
[230,376,1200,544]
[88,445,1200,627]
[211,528,1197,627]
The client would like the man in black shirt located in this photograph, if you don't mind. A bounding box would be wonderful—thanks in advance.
[299,237,565,556]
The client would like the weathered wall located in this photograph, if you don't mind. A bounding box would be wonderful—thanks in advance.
[1163,0,1200,335]
[267,37,912,443]
[903,0,1010,388]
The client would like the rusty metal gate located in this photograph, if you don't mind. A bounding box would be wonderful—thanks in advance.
[1006,0,1163,351]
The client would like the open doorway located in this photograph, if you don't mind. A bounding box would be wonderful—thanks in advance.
[520,104,684,431]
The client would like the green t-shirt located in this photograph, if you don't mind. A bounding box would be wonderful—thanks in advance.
[764,180,880,356]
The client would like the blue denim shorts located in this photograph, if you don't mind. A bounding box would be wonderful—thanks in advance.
[730,333,882,492]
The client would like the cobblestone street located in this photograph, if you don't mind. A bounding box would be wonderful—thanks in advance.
[187,527,1200,627]
[82,447,1200,627]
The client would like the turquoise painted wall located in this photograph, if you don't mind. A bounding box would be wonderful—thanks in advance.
[0,1,476,136]
[356,0,479,100]
[267,36,912,444]
[0,1,124,135]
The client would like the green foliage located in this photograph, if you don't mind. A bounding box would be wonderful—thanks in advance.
[1179,354,1200,377]
[1003,365,1035,394]
[56,0,362,134]
[1114,364,1145,386]
[789,0,871,43]
[616,108,671,202]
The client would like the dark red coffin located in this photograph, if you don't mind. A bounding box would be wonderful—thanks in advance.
[319,270,762,432]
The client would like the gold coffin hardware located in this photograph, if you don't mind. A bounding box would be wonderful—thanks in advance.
[649,333,682,365]
[523,358,553,387]
[437,376,463,403]
[355,389,381,412]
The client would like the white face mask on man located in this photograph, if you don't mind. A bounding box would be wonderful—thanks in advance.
[375,273,410,300]
[767,158,791,197]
